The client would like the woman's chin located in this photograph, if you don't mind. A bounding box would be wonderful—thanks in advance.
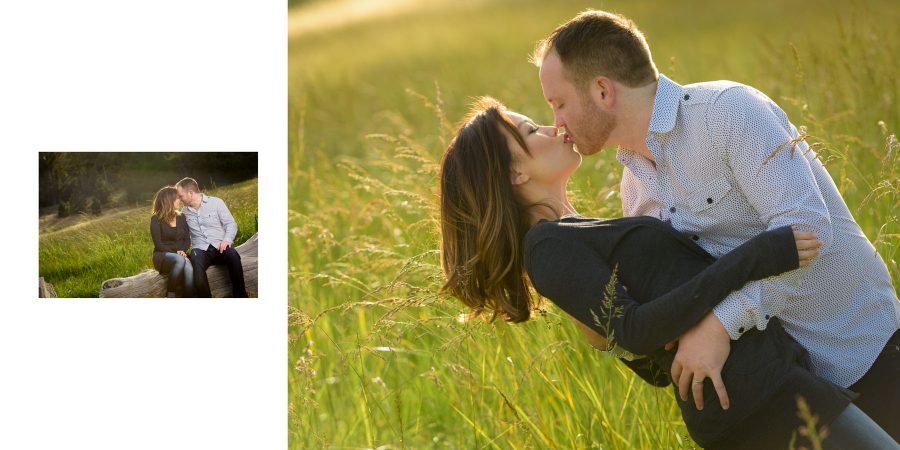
[563,165,580,182]
[573,142,599,156]
[572,151,583,167]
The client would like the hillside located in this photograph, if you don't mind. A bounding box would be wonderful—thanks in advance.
[39,178,258,297]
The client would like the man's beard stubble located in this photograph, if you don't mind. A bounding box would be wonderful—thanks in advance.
[574,94,616,156]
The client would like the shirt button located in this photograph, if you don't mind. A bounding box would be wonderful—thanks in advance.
[707,197,713,204]
[765,314,770,320]
[670,206,676,213]
[692,235,699,241]
[683,94,690,101]
[738,327,745,333]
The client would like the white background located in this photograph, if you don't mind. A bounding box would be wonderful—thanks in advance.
[0,1,286,449]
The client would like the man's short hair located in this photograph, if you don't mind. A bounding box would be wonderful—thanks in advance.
[533,10,658,90]
[175,177,200,193]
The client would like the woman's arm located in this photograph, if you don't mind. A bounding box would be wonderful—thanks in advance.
[176,215,191,252]
[573,318,607,349]
[149,216,165,252]
[573,319,671,387]
[527,225,799,355]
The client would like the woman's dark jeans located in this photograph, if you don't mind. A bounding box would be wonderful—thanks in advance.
[160,252,194,297]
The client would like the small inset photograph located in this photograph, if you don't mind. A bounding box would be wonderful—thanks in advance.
[38,152,258,298]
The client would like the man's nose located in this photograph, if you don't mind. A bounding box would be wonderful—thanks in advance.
[553,114,565,129]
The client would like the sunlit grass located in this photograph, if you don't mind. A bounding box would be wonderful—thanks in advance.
[287,0,460,37]
[289,0,899,447]
[39,178,259,297]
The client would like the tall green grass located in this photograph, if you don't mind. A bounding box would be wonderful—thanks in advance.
[289,1,899,447]
[39,178,259,297]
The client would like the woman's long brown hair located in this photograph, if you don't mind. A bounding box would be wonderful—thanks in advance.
[439,97,537,323]
[152,186,179,225]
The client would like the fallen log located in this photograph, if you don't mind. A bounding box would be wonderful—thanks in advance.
[39,277,58,298]
[100,233,258,298]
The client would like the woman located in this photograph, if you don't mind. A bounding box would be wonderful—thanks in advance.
[438,97,897,449]
[150,186,194,298]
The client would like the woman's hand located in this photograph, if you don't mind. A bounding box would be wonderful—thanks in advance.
[177,250,189,259]
[792,225,822,267]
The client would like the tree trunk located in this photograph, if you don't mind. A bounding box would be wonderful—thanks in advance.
[99,233,258,298]
[39,277,58,298]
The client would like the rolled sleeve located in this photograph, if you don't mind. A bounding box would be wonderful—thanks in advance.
[713,286,759,339]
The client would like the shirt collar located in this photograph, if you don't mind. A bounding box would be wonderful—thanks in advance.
[186,194,207,213]
[616,73,683,168]
[647,73,683,134]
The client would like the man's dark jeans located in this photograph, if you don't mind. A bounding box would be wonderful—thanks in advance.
[849,328,900,440]
[191,245,247,298]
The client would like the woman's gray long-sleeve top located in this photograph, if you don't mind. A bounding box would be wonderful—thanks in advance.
[524,215,853,448]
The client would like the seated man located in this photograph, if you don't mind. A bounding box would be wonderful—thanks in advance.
[175,177,247,298]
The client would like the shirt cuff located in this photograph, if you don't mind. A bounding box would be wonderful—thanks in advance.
[712,292,756,340]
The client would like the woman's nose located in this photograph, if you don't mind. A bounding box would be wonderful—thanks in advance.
[542,125,558,136]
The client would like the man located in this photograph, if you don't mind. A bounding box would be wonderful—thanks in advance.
[175,177,247,298]
[533,10,899,436]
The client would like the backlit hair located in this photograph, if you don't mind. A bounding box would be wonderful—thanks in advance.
[439,97,538,323]
[175,177,200,193]
[152,186,179,224]
[533,9,658,89]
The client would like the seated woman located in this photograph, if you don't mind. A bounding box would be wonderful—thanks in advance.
[438,97,897,449]
[150,186,194,298]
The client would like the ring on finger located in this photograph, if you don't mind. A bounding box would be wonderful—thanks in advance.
[693,379,704,385]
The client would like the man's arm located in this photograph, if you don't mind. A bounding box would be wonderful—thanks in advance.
[708,86,831,338]
[217,198,238,246]
[672,86,829,409]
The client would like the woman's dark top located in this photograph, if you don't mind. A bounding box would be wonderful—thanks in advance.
[150,214,190,272]
[524,216,854,448]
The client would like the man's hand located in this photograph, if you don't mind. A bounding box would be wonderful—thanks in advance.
[218,241,232,253]
[670,312,731,411]
[176,250,189,259]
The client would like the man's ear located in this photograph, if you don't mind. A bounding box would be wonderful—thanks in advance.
[592,76,615,107]
[510,168,530,186]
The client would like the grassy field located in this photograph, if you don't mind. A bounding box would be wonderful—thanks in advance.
[289,0,899,448]
[39,178,258,297]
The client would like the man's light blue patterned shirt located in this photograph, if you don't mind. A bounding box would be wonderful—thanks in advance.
[182,194,238,251]
[617,74,900,387]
